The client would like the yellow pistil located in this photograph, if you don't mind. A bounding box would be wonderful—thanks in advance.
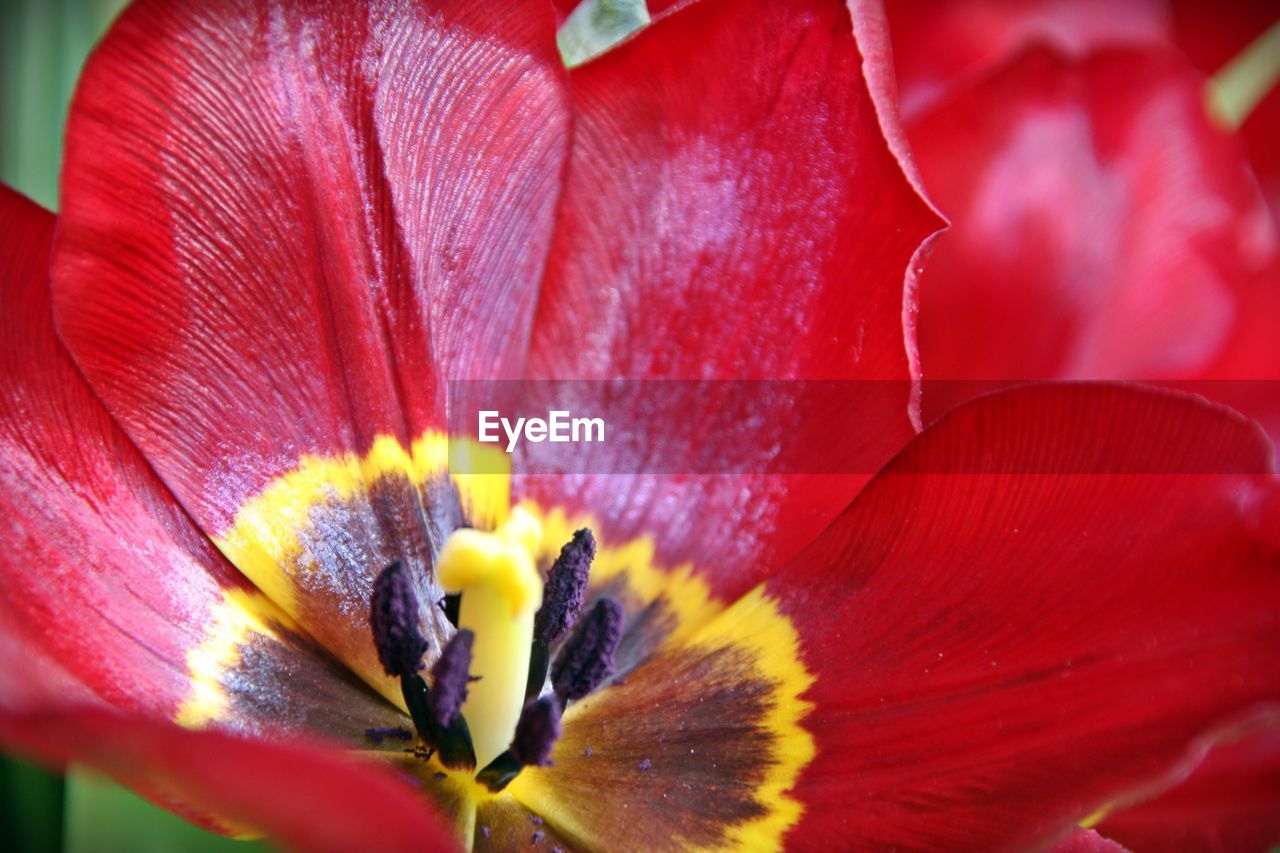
[436,507,544,769]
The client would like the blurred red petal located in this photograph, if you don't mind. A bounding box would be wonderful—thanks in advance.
[909,48,1280,427]
[1178,257,1280,443]
[884,0,1170,118]
[765,384,1280,848]
[1098,726,1280,851]
[0,708,458,851]
[883,1,1280,222]
[518,0,943,598]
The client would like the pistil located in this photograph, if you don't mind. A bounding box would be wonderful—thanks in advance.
[436,507,544,768]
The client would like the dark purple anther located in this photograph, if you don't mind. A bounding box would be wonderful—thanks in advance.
[511,697,562,767]
[551,597,623,702]
[370,562,428,678]
[428,629,474,727]
[534,528,595,645]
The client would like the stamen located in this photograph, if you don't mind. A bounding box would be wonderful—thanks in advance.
[369,563,475,769]
[551,597,624,703]
[429,629,474,728]
[527,528,596,700]
[534,528,595,645]
[370,562,427,678]
[402,669,476,770]
[476,696,565,791]
[511,696,562,767]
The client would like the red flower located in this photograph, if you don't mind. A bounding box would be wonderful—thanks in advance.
[2,1,1278,850]
[884,0,1280,845]
[885,0,1280,438]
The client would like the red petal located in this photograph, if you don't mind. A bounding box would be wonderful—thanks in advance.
[531,0,937,384]
[52,0,568,531]
[848,0,945,201]
[517,0,942,598]
[0,188,99,711]
[0,573,99,711]
[909,48,1280,426]
[1098,726,1280,851]
[1,184,224,713]
[0,707,457,851]
[764,384,1280,848]
[0,627,97,709]
[0,185,392,740]
[50,0,569,687]
[883,0,1170,119]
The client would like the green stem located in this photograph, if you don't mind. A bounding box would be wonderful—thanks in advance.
[1206,17,1280,130]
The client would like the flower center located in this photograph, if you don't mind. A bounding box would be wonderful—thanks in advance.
[369,510,619,791]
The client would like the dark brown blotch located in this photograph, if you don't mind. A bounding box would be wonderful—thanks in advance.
[224,626,407,746]
[292,471,463,674]
[528,644,776,850]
